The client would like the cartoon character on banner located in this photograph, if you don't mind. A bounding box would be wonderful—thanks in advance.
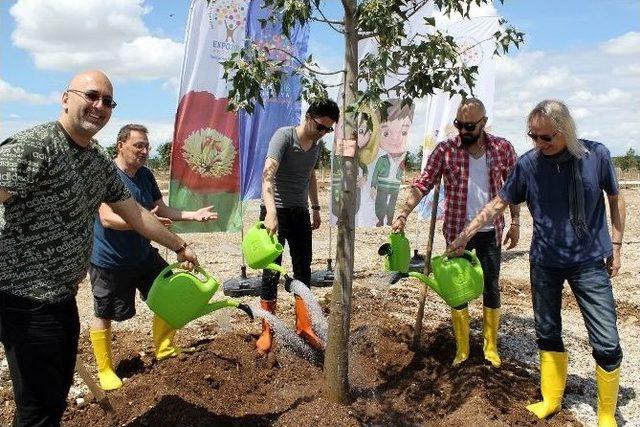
[369,102,415,227]
[331,106,380,219]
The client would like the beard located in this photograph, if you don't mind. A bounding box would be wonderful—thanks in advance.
[460,133,480,146]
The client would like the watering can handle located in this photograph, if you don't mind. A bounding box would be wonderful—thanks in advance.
[160,262,212,284]
[442,250,476,265]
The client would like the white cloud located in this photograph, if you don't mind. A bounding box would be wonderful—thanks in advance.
[491,36,639,156]
[613,63,640,76]
[600,31,640,56]
[569,88,632,106]
[0,79,59,105]
[527,66,578,90]
[572,108,591,119]
[9,0,182,81]
[162,76,180,94]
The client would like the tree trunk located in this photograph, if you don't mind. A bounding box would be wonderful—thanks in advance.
[412,181,441,349]
[324,0,358,404]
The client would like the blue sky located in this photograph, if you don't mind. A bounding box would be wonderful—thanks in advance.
[1,0,638,155]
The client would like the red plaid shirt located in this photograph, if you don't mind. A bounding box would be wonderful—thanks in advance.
[413,132,517,245]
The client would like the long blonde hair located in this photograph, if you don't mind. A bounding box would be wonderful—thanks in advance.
[527,100,588,158]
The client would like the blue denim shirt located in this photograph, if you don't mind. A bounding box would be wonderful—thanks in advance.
[500,140,618,267]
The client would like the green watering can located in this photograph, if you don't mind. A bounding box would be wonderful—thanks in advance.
[379,233,484,308]
[147,263,253,329]
[242,221,286,274]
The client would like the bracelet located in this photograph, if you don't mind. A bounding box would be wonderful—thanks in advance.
[397,215,407,222]
[174,242,188,253]
[612,242,622,246]
[511,223,520,227]
[311,205,320,211]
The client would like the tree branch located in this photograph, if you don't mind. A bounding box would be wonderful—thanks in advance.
[357,31,377,41]
[267,46,345,76]
[311,16,345,31]
[311,3,345,34]
[404,0,432,20]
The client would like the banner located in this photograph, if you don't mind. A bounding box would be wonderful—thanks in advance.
[418,15,500,220]
[169,0,250,232]
[330,3,432,227]
[331,99,415,227]
[238,1,309,200]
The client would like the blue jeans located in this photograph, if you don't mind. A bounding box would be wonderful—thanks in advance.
[530,260,622,371]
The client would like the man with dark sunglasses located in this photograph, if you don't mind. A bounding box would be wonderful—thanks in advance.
[392,98,519,369]
[447,100,626,424]
[0,70,199,426]
[256,99,339,354]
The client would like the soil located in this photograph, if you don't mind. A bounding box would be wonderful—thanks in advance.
[19,288,580,427]
[0,180,638,426]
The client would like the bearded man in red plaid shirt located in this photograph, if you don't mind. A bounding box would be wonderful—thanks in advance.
[392,98,520,368]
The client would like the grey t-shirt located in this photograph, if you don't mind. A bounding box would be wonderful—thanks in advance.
[267,126,321,208]
[0,121,131,303]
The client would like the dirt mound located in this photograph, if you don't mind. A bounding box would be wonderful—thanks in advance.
[0,289,576,426]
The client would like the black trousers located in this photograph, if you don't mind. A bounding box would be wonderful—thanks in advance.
[0,293,80,427]
[259,205,312,301]
[455,229,502,310]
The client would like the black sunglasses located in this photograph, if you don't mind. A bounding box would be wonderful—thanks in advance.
[311,117,334,133]
[528,131,557,143]
[67,89,117,109]
[453,117,484,132]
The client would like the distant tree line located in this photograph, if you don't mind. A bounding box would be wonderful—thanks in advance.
[613,148,640,172]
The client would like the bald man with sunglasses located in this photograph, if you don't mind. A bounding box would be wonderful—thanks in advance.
[0,70,199,426]
[392,98,519,369]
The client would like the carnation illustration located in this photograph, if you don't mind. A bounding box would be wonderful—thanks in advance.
[182,128,235,178]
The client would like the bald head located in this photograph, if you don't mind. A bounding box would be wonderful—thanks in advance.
[457,98,486,117]
[59,70,114,146]
[68,70,113,93]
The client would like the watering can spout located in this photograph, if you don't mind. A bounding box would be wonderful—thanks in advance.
[197,300,254,320]
[237,303,254,320]
[407,271,440,294]
[267,263,286,275]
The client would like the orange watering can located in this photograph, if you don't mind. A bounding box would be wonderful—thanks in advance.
[147,263,253,329]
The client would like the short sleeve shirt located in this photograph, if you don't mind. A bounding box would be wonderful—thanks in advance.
[0,122,131,303]
[266,126,321,208]
[91,166,162,270]
[499,140,618,267]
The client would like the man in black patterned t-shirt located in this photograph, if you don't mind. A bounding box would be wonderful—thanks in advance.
[0,70,199,427]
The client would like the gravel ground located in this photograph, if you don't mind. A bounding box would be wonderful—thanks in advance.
[0,180,638,426]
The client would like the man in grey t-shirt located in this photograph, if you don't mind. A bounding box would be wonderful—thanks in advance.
[256,99,339,355]
[0,70,199,426]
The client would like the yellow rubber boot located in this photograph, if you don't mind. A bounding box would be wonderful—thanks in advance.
[451,307,470,366]
[596,365,620,427]
[153,315,181,361]
[526,351,568,419]
[483,306,502,368]
[89,329,122,391]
